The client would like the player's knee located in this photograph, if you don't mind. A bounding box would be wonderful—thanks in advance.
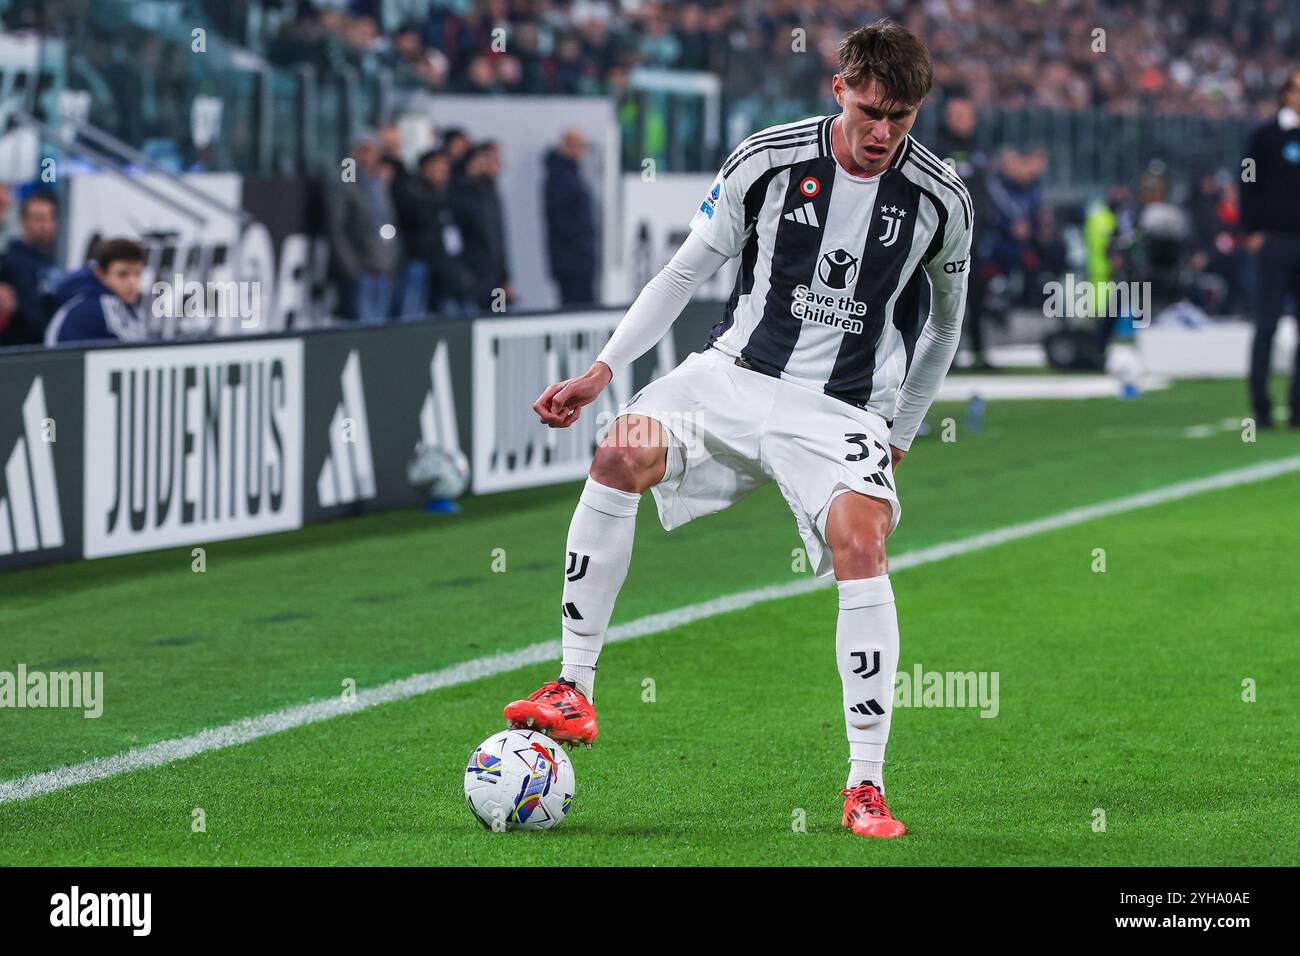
[827,494,891,578]
[830,528,888,578]
[589,442,663,493]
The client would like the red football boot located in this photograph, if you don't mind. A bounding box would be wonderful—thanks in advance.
[841,782,907,838]
[503,679,598,748]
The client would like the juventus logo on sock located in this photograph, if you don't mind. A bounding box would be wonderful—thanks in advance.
[565,551,590,582]
[850,699,886,716]
[851,651,881,678]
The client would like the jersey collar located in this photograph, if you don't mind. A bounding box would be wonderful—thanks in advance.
[890,134,913,171]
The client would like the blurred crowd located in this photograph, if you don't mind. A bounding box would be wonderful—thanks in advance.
[937,92,1263,368]
[0,123,601,344]
[8,0,1291,120]
[0,107,1266,347]
[239,0,1300,119]
[327,121,598,325]
[2,0,1294,351]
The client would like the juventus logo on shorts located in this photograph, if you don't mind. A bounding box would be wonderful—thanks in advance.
[851,650,881,679]
[565,552,590,582]
[850,699,886,716]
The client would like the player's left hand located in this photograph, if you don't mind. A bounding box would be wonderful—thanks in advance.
[889,445,905,471]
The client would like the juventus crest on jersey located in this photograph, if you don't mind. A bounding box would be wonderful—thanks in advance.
[689,114,973,421]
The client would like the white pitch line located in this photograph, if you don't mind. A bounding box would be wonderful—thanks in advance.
[3,454,1298,807]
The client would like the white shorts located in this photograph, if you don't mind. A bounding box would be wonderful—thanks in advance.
[616,347,901,577]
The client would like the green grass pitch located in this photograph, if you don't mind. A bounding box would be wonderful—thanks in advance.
[1,378,1297,865]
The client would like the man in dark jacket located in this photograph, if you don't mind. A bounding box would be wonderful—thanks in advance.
[451,142,513,310]
[1241,67,1300,428]
[45,238,148,345]
[382,121,430,319]
[396,149,474,319]
[0,192,64,347]
[544,128,598,305]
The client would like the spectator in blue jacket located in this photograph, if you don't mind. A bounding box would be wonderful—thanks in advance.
[544,128,598,305]
[45,239,148,345]
[0,191,64,347]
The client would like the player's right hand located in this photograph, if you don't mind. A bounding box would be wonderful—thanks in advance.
[533,362,612,428]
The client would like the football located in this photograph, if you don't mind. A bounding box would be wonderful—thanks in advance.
[464,729,575,831]
[407,441,471,500]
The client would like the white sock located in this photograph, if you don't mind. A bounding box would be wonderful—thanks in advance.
[848,760,885,793]
[836,575,900,793]
[558,477,640,700]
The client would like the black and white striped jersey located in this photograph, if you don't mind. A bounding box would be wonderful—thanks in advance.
[690,114,973,421]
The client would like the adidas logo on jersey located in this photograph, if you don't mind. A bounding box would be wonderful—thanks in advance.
[783,202,820,227]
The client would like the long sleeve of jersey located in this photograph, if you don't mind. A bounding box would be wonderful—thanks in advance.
[594,230,731,377]
[890,209,974,451]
